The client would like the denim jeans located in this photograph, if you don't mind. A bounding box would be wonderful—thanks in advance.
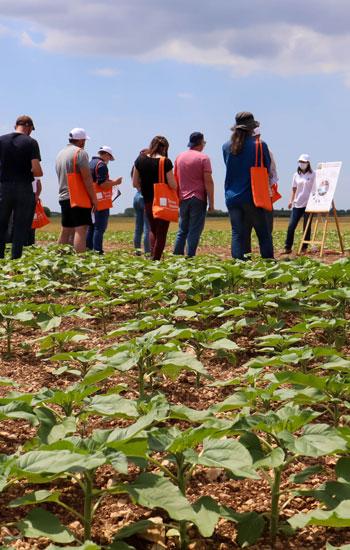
[0,181,35,259]
[86,209,110,253]
[285,207,311,251]
[173,197,207,257]
[244,210,274,255]
[133,192,150,253]
[228,202,274,260]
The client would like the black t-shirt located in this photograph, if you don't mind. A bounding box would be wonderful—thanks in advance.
[134,154,173,202]
[0,132,41,184]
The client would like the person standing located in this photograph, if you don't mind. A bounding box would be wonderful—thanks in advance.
[222,111,274,260]
[86,146,122,254]
[133,136,177,260]
[283,154,315,254]
[0,115,43,259]
[56,128,97,253]
[133,189,150,255]
[173,132,214,257]
[244,126,278,255]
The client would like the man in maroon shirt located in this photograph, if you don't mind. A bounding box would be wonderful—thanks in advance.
[173,132,214,257]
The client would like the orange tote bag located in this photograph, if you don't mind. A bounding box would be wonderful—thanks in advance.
[152,157,179,222]
[94,161,113,211]
[67,149,92,208]
[271,183,282,204]
[32,199,50,229]
[250,139,272,211]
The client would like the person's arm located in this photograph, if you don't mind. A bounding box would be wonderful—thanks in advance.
[35,179,42,201]
[132,166,141,191]
[80,164,98,209]
[203,172,215,212]
[31,158,43,177]
[98,176,122,191]
[165,169,177,190]
[288,176,297,209]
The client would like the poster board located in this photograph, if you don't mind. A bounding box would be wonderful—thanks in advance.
[306,161,342,213]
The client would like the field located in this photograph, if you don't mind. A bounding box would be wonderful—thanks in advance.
[0,223,349,550]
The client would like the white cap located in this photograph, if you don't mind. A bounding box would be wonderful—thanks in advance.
[69,127,90,140]
[298,153,310,163]
[98,145,115,160]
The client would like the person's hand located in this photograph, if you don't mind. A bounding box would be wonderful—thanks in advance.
[208,205,215,213]
[92,197,98,210]
[288,202,292,209]
[114,177,123,186]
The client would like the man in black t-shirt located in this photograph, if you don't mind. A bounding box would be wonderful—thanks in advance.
[0,115,43,259]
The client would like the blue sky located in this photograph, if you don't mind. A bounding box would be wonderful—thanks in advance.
[0,0,349,213]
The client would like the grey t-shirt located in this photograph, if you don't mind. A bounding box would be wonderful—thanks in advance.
[56,144,89,201]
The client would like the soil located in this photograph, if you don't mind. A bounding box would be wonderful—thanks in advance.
[0,245,349,550]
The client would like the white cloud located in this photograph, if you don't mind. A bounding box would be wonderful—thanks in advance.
[2,0,350,81]
[90,67,120,78]
[177,92,194,100]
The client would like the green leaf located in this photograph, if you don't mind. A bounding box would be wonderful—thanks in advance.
[113,519,152,540]
[46,543,100,550]
[336,457,350,483]
[289,500,350,529]
[85,395,139,419]
[194,438,258,479]
[127,473,198,527]
[17,508,74,543]
[236,511,265,547]
[10,489,61,507]
[16,450,106,477]
[192,496,221,537]
[288,429,347,457]
[289,465,323,484]
[326,544,350,550]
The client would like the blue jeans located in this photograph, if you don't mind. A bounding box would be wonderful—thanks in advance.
[0,181,35,259]
[228,202,274,260]
[86,209,109,253]
[244,210,274,255]
[133,192,150,253]
[173,197,207,257]
[285,207,311,251]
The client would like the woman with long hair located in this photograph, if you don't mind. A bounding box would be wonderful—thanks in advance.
[222,112,274,260]
[283,154,315,254]
[132,136,177,260]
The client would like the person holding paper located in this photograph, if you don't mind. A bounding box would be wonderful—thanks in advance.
[282,154,315,254]
[86,146,122,254]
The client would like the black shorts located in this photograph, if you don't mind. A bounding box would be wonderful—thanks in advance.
[59,199,92,228]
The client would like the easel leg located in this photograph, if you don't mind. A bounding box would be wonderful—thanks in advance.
[320,214,329,257]
[332,201,345,254]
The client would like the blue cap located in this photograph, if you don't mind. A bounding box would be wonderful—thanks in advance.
[187,132,204,148]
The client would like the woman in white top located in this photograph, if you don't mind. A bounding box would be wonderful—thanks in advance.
[283,154,315,254]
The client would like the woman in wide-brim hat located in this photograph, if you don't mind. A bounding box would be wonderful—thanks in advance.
[222,111,274,260]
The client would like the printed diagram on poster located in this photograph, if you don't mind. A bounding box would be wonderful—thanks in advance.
[306,161,342,212]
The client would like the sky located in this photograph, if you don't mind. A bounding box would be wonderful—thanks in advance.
[0,0,349,213]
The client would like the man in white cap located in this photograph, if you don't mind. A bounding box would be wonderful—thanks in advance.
[86,146,122,254]
[56,128,97,253]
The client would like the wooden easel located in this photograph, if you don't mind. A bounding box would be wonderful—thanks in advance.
[298,201,345,257]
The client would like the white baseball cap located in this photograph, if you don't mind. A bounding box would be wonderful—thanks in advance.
[298,153,310,163]
[69,127,90,140]
[98,145,115,160]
